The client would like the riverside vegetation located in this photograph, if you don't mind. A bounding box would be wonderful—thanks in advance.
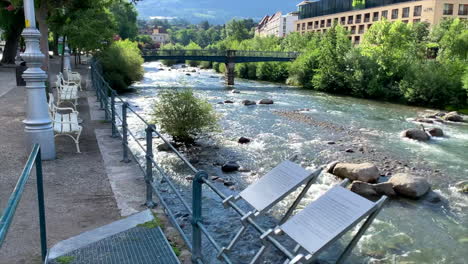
[158,18,468,111]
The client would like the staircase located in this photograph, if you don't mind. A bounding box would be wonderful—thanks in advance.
[47,210,180,264]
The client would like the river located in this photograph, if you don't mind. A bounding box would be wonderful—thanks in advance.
[121,61,468,264]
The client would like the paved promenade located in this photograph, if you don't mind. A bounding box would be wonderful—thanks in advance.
[0,59,121,264]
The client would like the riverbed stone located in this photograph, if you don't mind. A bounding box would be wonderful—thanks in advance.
[259,99,274,105]
[455,180,468,193]
[157,143,172,152]
[401,129,430,141]
[415,118,434,124]
[221,161,240,172]
[443,111,463,122]
[373,182,397,196]
[325,161,339,173]
[428,127,444,137]
[350,181,378,197]
[224,100,234,104]
[332,162,380,183]
[238,137,251,144]
[231,89,240,94]
[242,100,256,106]
[388,173,430,199]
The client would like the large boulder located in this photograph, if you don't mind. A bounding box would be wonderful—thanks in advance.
[238,137,251,144]
[221,161,240,172]
[388,173,430,199]
[242,100,256,106]
[443,111,463,122]
[332,163,380,183]
[428,127,444,137]
[401,129,430,141]
[350,181,396,198]
[259,99,274,105]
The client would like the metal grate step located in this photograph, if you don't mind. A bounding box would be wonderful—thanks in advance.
[48,225,180,264]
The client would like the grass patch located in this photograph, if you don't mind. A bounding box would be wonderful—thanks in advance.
[56,256,75,264]
[172,245,181,256]
[137,213,162,229]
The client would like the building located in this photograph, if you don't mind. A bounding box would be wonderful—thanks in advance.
[150,27,169,45]
[256,12,299,37]
[295,0,468,44]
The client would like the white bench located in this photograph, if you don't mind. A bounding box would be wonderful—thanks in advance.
[55,78,79,110]
[64,69,82,91]
[48,93,82,153]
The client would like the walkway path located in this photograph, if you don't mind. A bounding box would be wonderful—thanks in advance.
[0,59,121,264]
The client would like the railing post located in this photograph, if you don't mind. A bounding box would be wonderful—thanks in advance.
[99,81,104,109]
[111,91,117,138]
[104,86,109,121]
[192,170,208,262]
[35,148,47,262]
[121,102,130,163]
[145,125,156,208]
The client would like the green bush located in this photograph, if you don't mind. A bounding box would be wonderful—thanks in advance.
[185,41,202,67]
[160,43,184,66]
[151,89,219,145]
[99,40,143,93]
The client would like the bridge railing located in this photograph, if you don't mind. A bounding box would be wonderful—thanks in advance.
[91,60,300,263]
[142,49,300,59]
[0,144,47,262]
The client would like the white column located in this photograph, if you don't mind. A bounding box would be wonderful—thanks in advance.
[21,0,56,160]
[63,42,71,75]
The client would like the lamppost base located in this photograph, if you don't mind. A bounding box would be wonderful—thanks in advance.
[25,128,56,160]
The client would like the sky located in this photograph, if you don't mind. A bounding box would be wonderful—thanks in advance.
[135,0,300,24]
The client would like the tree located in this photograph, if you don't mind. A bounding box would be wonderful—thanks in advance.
[110,0,138,40]
[0,3,24,64]
[225,18,255,41]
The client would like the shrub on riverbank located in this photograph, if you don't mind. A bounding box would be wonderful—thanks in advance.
[99,40,143,93]
[150,89,219,145]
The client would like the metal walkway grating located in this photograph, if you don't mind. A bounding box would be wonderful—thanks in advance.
[48,226,180,264]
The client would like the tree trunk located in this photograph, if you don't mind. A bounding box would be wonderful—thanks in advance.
[52,32,59,56]
[0,27,21,64]
[36,0,52,92]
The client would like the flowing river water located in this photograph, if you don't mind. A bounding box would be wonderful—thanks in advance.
[122,62,468,264]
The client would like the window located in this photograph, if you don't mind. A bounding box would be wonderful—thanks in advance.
[391,9,399,19]
[373,12,379,21]
[354,35,360,44]
[364,13,370,22]
[402,7,410,18]
[327,19,332,27]
[351,26,356,34]
[459,4,468,15]
[413,18,421,23]
[367,24,372,29]
[315,21,319,28]
[414,5,422,16]
[345,26,349,31]
[348,15,354,24]
[302,23,306,30]
[402,20,408,23]
[307,22,313,29]
[341,17,346,24]
[323,29,327,33]
[382,10,388,19]
[320,19,325,27]
[356,14,362,23]
[297,24,300,31]
[443,4,453,15]
[358,25,365,34]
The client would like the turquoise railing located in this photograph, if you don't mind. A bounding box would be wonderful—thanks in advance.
[0,144,47,261]
[90,61,308,264]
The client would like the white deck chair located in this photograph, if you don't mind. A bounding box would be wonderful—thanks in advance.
[48,93,82,153]
[58,71,82,91]
[64,69,82,90]
[218,160,323,259]
[55,78,79,110]
[253,180,388,264]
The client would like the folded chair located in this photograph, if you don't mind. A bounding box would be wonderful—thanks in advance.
[252,179,388,264]
[55,78,79,110]
[48,93,82,153]
[64,69,82,91]
[218,160,323,259]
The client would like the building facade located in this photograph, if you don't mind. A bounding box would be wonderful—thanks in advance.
[295,0,468,44]
[256,12,299,37]
[151,27,170,45]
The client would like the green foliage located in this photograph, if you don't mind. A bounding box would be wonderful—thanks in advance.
[110,0,138,40]
[151,89,219,145]
[185,41,202,67]
[56,256,75,264]
[225,18,255,41]
[99,40,144,93]
[352,0,365,9]
[136,34,153,45]
[160,43,184,66]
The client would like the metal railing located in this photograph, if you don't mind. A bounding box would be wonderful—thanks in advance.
[142,49,300,59]
[0,144,47,262]
[91,61,310,264]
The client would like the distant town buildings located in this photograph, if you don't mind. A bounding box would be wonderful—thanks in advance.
[255,11,299,37]
[150,27,170,44]
[295,0,468,44]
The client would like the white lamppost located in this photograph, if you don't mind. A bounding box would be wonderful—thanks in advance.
[63,41,72,75]
[21,0,56,160]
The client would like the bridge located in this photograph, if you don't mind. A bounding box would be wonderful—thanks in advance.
[142,49,300,85]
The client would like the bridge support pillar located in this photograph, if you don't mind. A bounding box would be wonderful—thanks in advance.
[225,62,235,86]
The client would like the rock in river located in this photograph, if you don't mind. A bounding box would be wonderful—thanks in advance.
[332,162,380,183]
[455,180,468,193]
[443,111,463,122]
[224,100,234,104]
[231,89,240,94]
[428,127,444,137]
[259,99,274,105]
[388,173,430,199]
[222,161,240,172]
[238,137,251,144]
[401,129,430,141]
[242,100,256,106]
